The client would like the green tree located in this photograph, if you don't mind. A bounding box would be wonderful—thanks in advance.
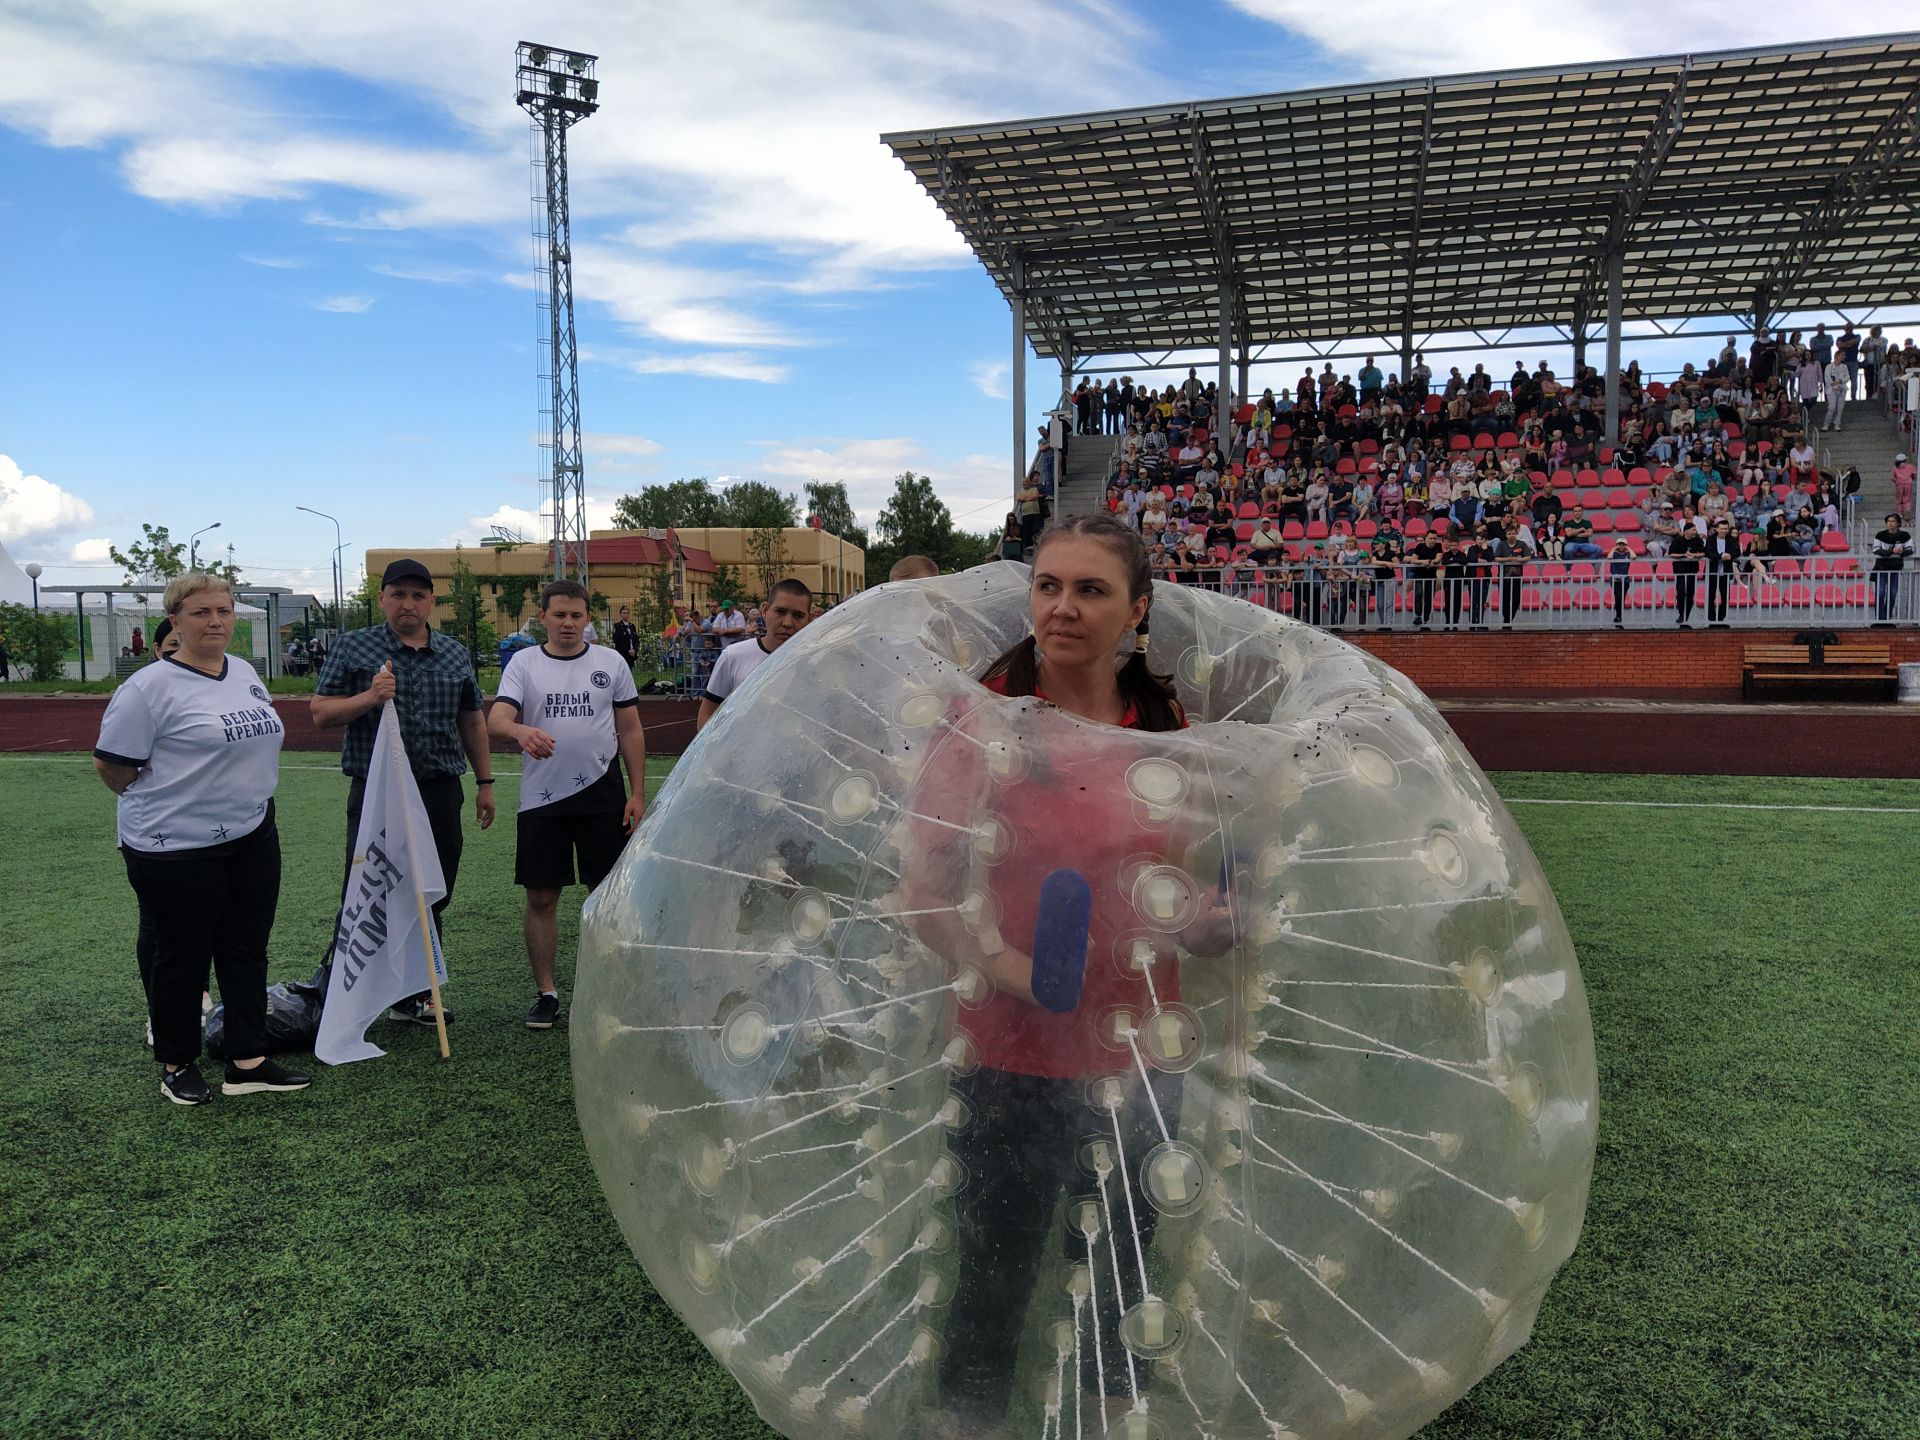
[109,524,186,584]
[710,562,744,606]
[496,574,536,631]
[610,478,723,530]
[0,604,70,680]
[442,548,497,661]
[744,525,793,605]
[804,480,868,550]
[716,480,799,530]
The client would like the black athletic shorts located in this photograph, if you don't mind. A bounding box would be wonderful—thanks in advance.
[514,805,629,891]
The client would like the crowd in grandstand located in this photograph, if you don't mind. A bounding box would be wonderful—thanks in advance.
[1038,330,1918,629]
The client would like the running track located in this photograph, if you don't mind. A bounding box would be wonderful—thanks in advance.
[5,694,1917,777]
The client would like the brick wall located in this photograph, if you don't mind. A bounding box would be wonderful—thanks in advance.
[1346,629,1920,700]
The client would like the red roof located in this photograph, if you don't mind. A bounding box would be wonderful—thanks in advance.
[584,536,714,572]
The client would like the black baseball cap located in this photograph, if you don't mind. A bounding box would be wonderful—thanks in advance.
[381,558,434,590]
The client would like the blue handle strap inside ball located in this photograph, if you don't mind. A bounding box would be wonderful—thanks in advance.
[1030,868,1093,1013]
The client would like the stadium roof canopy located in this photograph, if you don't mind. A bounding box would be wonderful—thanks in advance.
[882,34,1920,368]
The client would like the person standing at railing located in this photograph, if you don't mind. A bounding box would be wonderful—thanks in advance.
[1369,534,1401,629]
[1494,522,1530,628]
[1862,327,1887,401]
[1870,515,1911,628]
[1438,534,1469,631]
[1704,520,1740,629]
[1407,530,1442,630]
[1607,539,1633,628]
[1669,521,1704,629]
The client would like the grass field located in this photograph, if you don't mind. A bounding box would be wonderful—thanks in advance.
[3,755,1916,1440]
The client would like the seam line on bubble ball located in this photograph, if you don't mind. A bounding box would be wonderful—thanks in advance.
[1262,999,1500,1086]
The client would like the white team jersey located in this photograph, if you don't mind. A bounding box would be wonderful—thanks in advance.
[702,635,774,705]
[94,656,285,851]
[495,643,638,813]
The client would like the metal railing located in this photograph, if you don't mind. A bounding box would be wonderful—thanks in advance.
[1154,559,1915,630]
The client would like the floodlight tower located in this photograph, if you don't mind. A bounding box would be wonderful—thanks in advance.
[517,42,600,585]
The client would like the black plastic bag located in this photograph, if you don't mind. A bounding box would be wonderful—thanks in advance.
[203,965,327,1060]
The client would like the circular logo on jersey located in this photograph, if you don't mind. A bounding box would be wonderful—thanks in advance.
[590,670,612,689]
[250,684,269,702]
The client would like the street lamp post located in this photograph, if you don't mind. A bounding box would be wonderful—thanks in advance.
[188,521,222,570]
[23,562,41,613]
[295,506,346,631]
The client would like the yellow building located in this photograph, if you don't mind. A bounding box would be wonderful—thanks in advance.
[651,525,865,606]
[363,526,863,636]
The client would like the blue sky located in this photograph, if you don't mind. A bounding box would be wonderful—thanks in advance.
[0,1,1904,595]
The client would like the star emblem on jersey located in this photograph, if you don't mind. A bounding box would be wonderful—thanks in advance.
[211,824,230,840]
[573,772,590,788]
[540,788,555,803]
[590,670,611,689]
[150,832,168,847]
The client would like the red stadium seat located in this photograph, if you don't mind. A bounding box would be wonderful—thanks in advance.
[1522,586,1546,610]
[1844,582,1872,606]
[1552,469,1576,489]
[1598,447,1616,466]
[1473,433,1495,450]
[1336,457,1357,474]
[1601,468,1625,488]
[1772,483,1791,501]
[1235,521,1255,540]
[1576,469,1600,488]
[1238,501,1259,519]
[1589,513,1614,532]
[1627,467,1652,487]
[1273,423,1293,439]
[1623,535,1647,554]
[1573,584,1603,609]
[1306,520,1330,539]
[1282,520,1304,540]
[1730,584,1753,608]
[1577,487,1606,509]
[1772,559,1801,577]
[1615,512,1641,532]
[1757,440,1773,456]
[1814,584,1846,606]
[1449,434,1471,450]
[1606,487,1633,506]
[1727,440,1746,458]
[1235,404,1256,423]
[1338,404,1357,418]
[1497,431,1519,448]
[1356,520,1378,538]
[1404,516,1428,537]
[1818,530,1849,552]
[1724,422,1741,440]
[1429,517,1450,536]
[1357,438,1379,454]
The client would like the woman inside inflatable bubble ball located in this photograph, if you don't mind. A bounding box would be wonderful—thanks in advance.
[907,512,1233,1434]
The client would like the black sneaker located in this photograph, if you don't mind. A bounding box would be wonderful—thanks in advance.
[526,993,562,1030]
[222,1058,313,1095]
[387,997,454,1027]
[161,1064,212,1106]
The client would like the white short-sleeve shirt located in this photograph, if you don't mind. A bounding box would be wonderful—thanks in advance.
[701,636,774,708]
[494,643,639,813]
[94,656,285,851]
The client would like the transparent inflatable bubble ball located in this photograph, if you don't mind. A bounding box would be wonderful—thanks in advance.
[574,562,1597,1440]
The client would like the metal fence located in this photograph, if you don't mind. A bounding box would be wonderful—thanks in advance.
[1157,559,1915,631]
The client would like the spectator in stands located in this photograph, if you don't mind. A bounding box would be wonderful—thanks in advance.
[1290,545,1325,625]
[1439,534,1468,630]
[1861,326,1887,399]
[1407,529,1441,630]
[1703,519,1739,628]
[1891,453,1914,520]
[1017,473,1046,556]
[1821,356,1850,430]
[1534,509,1563,560]
[1304,472,1330,525]
[1375,470,1404,527]
[1786,437,1818,487]
[1607,538,1633,628]
[1248,516,1284,566]
[1369,535,1400,628]
[1871,513,1911,626]
[1697,480,1730,524]
[1669,520,1704,627]
[1326,538,1363,627]
[1836,325,1861,398]
[1357,356,1383,402]
[1562,506,1604,560]
[1351,474,1374,521]
[1493,521,1530,628]
[1104,379,1124,434]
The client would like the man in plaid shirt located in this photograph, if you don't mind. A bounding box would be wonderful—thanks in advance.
[313,558,495,1026]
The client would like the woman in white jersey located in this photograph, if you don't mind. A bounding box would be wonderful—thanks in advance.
[94,574,311,1107]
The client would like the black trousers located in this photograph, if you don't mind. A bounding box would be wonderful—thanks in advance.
[1705,569,1731,622]
[1442,577,1465,625]
[124,819,281,1067]
[1412,576,1435,623]
[336,772,464,1002]
[1500,575,1523,622]
[1468,578,1490,625]
[1612,578,1629,622]
[939,1066,1182,1426]
[1674,572,1698,621]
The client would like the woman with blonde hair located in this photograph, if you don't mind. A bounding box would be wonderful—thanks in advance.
[94,573,309,1106]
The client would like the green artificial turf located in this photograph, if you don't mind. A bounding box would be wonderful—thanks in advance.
[2,758,1915,1439]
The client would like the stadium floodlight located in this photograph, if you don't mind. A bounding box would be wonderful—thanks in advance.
[23,561,41,612]
[516,42,600,586]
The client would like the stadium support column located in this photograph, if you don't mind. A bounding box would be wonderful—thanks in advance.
[1011,268,1027,494]
[1603,246,1624,448]
[1218,276,1232,427]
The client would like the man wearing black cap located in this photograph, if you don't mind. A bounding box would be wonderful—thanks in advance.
[312,558,495,1027]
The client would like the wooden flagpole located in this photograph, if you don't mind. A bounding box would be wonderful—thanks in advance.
[417,889,451,1060]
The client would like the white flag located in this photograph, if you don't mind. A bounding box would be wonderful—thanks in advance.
[316,701,448,1065]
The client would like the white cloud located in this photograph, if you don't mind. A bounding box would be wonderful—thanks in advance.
[241,253,305,268]
[469,504,542,541]
[310,294,375,313]
[369,259,485,284]
[1225,0,1894,77]
[69,537,114,563]
[627,352,791,385]
[585,433,664,459]
[748,437,1012,530]
[970,360,1009,399]
[0,454,95,540]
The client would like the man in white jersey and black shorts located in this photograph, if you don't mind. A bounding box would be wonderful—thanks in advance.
[489,580,648,1029]
[694,577,811,734]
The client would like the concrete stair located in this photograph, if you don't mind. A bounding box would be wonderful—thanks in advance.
[1055,431,1115,520]
[1819,399,1907,523]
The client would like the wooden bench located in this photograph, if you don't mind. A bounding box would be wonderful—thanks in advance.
[1742,644,1898,700]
